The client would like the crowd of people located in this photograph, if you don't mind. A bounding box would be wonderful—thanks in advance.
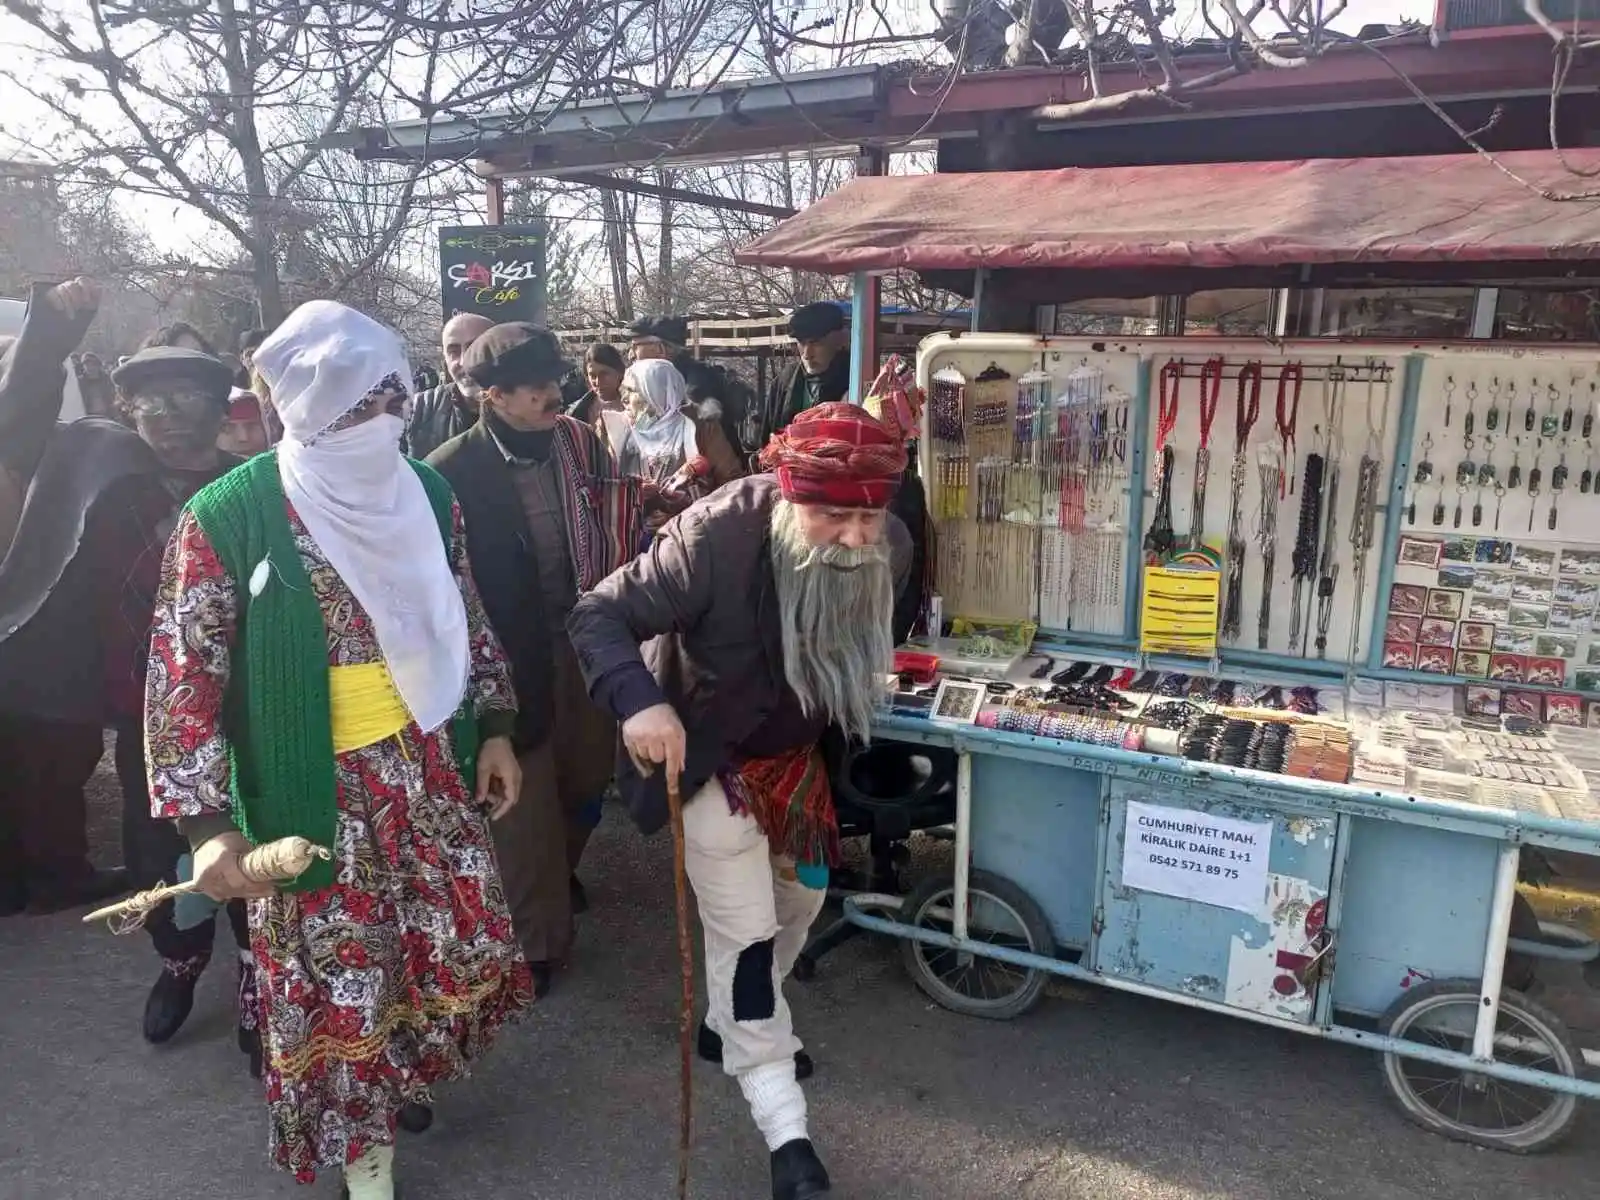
[0,278,907,1200]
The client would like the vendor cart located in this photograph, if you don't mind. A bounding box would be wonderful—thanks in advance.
[733,149,1600,1152]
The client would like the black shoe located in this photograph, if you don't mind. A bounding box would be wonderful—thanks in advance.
[143,968,199,1044]
[28,867,129,915]
[397,1101,433,1134]
[529,960,553,998]
[569,873,589,915]
[697,1021,814,1081]
[771,1138,830,1200]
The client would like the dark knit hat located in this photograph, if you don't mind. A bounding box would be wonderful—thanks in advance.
[788,301,846,342]
[462,322,572,389]
[627,315,690,347]
[111,346,234,401]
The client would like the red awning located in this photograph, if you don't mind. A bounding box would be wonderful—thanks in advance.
[734,150,1600,275]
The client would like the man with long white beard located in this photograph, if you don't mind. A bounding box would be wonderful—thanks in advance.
[567,402,911,1200]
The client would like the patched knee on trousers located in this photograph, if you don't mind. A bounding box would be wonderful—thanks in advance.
[731,937,776,1021]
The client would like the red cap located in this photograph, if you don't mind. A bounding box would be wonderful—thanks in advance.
[758,401,907,508]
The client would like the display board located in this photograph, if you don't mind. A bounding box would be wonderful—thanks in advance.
[1387,348,1600,723]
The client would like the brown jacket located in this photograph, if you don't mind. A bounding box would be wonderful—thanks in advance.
[566,474,910,836]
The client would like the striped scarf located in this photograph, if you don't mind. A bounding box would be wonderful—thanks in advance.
[550,414,644,589]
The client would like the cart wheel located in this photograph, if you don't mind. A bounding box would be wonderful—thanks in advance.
[897,870,1054,1021]
[1378,977,1582,1153]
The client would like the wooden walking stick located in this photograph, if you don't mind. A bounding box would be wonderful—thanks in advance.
[667,771,694,1200]
[80,837,331,932]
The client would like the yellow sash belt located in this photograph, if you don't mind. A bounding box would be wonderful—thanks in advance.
[329,662,409,754]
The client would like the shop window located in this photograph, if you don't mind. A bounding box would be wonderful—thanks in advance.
[1182,289,1274,337]
[1317,287,1474,339]
[1053,297,1162,336]
[1493,288,1600,343]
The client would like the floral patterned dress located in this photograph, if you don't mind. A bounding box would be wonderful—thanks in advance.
[144,498,533,1183]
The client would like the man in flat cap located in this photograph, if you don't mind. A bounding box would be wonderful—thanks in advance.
[103,344,265,1055]
[747,302,852,461]
[628,313,757,462]
[428,322,643,995]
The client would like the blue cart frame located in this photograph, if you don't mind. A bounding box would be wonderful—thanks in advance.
[839,714,1600,1151]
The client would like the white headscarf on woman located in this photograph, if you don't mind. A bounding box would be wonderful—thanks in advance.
[254,300,469,734]
[621,358,696,469]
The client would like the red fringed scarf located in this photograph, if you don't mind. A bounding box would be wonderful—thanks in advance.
[721,746,840,868]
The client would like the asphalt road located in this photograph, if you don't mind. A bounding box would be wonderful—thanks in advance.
[4,748,1600,1200]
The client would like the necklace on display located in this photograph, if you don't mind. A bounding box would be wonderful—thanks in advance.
[1186,356,1225,550]
[1222,361,1262,641]
[1276,362,1303,495]
[1145,445,1177,560]
[1255,446,1283,650]
[1443,375,1456,428]
[1288,452,1326,656]
[1345,371,1389,663]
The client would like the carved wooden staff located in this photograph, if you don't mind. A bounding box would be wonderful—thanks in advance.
[81,836,331,931]
[667,772,694,1200]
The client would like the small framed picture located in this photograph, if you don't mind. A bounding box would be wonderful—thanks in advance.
[1457,621,1494,652]
[1512,575,1555,606]
[1546,693,1584,727]
[1510,602,1551,629]
[1495,626,1535,653]
[1490,653,1527,683]
[1470,595,1511,624]
[1586,641,1600,666]
[1466,685,1502,717]
[1441,536,1478,564]
[1535,633,1579,659]
[1416,645,1454,675]
[1512,545,1557,576]
[1556,576,1599,609]
[1577,669,1600,695]
[932,679,986,724]
[1398,537,1444,569]
[1426,589,1464,620]
[1549,603,1588,632]
[1382,640,1418,670]
[1503,690,1543,718]
[1437,564,1476,591]
[1558,548,1600,577]
[1385,614,1422,643]
[1587,700,1600,728]
[1418,617,1457,647]
[1526,656,1568,685]
[1475,539,1514,565]
[1474,570,1514,599]
[1388,583,1428,615]
[1455,650,1490,678]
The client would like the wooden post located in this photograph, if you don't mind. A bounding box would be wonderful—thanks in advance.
[486,175,505,225]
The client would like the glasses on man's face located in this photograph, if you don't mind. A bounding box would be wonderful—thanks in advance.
[127,388,219,417]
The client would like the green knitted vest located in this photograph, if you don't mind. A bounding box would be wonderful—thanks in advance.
[185,452,479,892]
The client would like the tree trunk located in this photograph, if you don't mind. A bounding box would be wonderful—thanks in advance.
[600,187,632,321]
[656,168,675,314]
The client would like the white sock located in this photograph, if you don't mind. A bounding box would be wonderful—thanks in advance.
[343,1143,395,1200]
[739,1059,808,1151]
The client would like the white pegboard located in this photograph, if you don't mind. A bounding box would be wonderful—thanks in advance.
[1146,348,1408,665]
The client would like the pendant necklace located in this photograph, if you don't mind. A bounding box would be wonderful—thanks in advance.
[1222,361,1262,640]
[1186,356,1225,550]
[1345,371,1388,662]
[1276,362,1303,495]
[1255,445,1283,651]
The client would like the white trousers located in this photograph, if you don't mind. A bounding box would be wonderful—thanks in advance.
[683,777,828,1148]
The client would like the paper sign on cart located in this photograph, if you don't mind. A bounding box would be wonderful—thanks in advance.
[1121,800,1272,915]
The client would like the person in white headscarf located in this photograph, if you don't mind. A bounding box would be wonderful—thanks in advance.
[142,299,532,1199]
[601,357,745,537]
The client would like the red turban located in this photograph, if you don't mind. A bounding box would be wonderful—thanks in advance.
[759,401,908,508]
[228,389,261,422]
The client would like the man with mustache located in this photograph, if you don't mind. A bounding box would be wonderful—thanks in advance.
[405,311,492,459]
[567,402,911,1200]
[427,322,642,996]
